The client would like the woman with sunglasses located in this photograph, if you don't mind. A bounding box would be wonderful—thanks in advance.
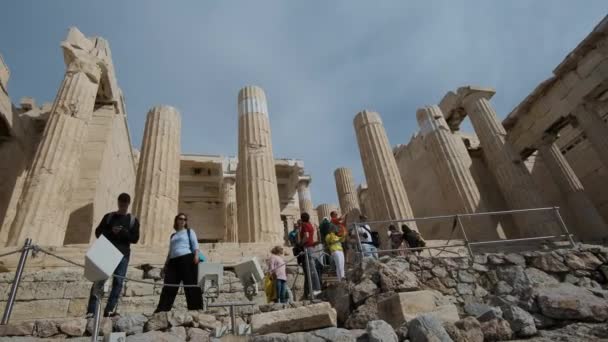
[154,213,202,312]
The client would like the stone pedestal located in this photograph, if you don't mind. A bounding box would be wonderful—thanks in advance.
[461,88,556,237]
[132,106,181,247]
[538,139,608,240]
[417,105,501,240]
[8,58,101,246]
[316,204,338,223]
[236,86,283,242]
[334,168,360,217]
[222,176,238,242]
[572,104,608,170]
[297,178,318,226]
[354,110,418,247]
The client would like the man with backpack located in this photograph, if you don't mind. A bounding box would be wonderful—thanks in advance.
[355,216,378,260]
[86,193,140,318]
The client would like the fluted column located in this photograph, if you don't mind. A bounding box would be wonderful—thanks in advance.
[417,105,501,240]
[132,106,181,246]
[236,86,283,242]
[357,184,374,220]
[538,138,608,240]
[354,110,418,247]
[316,203,339,223]
[8,57,101,246]
[462,90,556,237]
[572,104,608,170]
[297,178,318,226]
[334,168,360,216]
[222,176,238,242]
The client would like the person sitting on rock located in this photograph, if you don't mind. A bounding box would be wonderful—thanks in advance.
[86,192,140,318]
[154,213,203,312]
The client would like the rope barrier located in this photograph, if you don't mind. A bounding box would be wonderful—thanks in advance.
[0,248,24,259]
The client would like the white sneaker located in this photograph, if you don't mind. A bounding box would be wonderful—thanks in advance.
[313,290,322,297]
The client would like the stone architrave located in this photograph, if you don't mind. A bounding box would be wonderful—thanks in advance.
[7,48,102,246]
[297,177,318,226]
[132,106,181,246]
[236,86,283,242]
[222,176,238,242]
[572,104,608,170]
[538,137,608,240]
[458,87,556,237]
[334,168,360,216]
[316,204,338,223]
[354,110,418,248]
[416,105,502,240]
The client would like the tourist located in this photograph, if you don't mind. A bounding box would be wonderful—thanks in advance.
[86,193,140,318]
[330,211,347,237]
[299,212,321,297]
[355,216,378,260]
[388,224,405,256]
[325,229,345,281]
[402,224,426,255]
[267,246,288,303]
[154,213,203,312]
[288,221,300,247]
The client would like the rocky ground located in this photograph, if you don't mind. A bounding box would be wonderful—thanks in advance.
[0,244,607,341]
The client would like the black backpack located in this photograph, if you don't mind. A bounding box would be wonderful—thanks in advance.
[361,225,381,248]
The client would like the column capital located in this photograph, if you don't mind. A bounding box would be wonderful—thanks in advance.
[459,86,496,109]
[297,176,312,188]
[439,86,496,131]
[223,174,236,185]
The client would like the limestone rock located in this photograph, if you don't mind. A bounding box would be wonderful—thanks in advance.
[495,266,530,294]
[479,318,512,341]
[408,315,453,342]
[564,252,602,270]
[115,313,147,335]
[59,318,87,337]
[502,305,536,337]
[367,320,398,342]
[536,283,608,321]
[379,291,459,329]
[287,332,325,342]
[524,268,558,287]
[323,282,352,325]
[394,323,409,341]
[455,317,484,342]
[344,295,381,329]
[0,322,35,336]
[191,311,221,330]
[352,278,378,304]
[463,303,498,318]
[504,253,526,266]
[144,311,169,331]
[168,326,187,340]
[86,317,113,336]
[311,327,362,342]
[529,253,569,273]
[250,302,337,335]
[252,333,289,341]
[379,263,419,292]
[127,330,184,342]
[168,310,193,327]
[187,327,211,342]
[35,320,58,338]
[476,306,503,323]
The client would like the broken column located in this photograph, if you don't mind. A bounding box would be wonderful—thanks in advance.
[316,203,338,222]
[236,86,283,242]
[297,177,318,226]
[8,42,102,246]
[354,110,418,246]
[538,136,608,240]
[222,175,238,242]
[132,106,181,246]
[334,167,360,217]
[572,104,608,170]
[416,105,501,240]
[458,87,555,237]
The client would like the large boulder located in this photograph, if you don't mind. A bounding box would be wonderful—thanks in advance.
[378,291,459,328]
[366,320,398,342]
[310,327,364,342]
[536,283,608,322]
[529,253,569,273]
[495,266,530,294]
[115,313,147,335]
[408,315,453,342]
[352,278,378,304]
[479,318,512,341]
[251,302,337,335]
[564,252,602,271]
[59,318,87,337]
[323,282,352,325]
[502,305,536,337]
[144,311,170,331]
[378,263,419,292]
[344,295,381,329]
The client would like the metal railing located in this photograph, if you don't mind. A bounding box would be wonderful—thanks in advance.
[350,206,576,262]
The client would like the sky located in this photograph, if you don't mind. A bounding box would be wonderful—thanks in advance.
[1,1,607,206]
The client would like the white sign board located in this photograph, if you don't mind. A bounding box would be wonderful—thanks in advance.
[233,257,264,284]
[84,235,123,282]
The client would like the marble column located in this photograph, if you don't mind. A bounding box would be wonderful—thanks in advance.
[236,86,283,242]
[297,177,318,226]
[334,168,360,217]
[132,106,181,246]
[417,105,501,240]
[538,137,608,240]
[222,176,238,242]
[316,203,339,223]
[8,56,102,246]
[357,183,374,220]
[572,104,608,170]
[461,89,556,237]
[354,110,418,247]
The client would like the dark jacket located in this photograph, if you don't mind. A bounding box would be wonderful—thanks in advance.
[95,212,140,256]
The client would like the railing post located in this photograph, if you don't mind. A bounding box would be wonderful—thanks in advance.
[353,223,364,266]
[455,216,474,258]
[91,283,103,342]
[1,238,32,325]
[230,304,237,334]
[552,207,576,248]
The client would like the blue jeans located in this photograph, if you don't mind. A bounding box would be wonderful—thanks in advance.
[361,244,378,259]
[86,255,129,315]
[275,279,287,303]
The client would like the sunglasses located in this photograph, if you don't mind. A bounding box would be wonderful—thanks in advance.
[177,217,187,221]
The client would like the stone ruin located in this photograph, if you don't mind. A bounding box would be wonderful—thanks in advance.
[0,12,606,342]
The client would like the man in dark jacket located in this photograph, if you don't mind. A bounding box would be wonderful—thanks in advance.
[86,193,140,318]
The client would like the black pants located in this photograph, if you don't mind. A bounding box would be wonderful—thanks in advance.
[155,253,202,312]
